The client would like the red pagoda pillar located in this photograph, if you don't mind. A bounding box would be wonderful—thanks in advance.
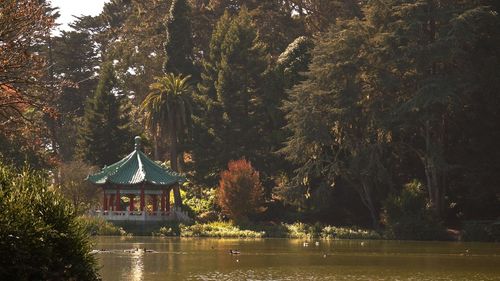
[103,194,108,211]
[152,195,158,214]
[115,188,121,211]
[108,194,114,211]
[161,190,166,213]
[129,195,135,211]
[140,186,145,211]
[166,189,171,212]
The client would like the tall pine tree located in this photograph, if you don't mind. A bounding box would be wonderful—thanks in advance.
[194,9,268,184]
[164,0,196,78]
[76,62,134,167]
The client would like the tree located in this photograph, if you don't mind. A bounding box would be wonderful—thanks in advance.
[49,30,100,161]
[217,159,264,222]
[281,23,391,229]
[364,1,500,218]
[0,0,56,168]
[164,0,196,78]
[0,0,55,124]
[57,161,100,214]
[101,0,173,102]
[194,9,268,183]
[284,0,362,33]
[383,180,446,240]
[141,73,193,207]
[0,162,99,280]
[76,62,134,167]
[282,1,500,226]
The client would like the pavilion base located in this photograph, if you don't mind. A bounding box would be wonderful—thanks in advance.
[110,220,176,236]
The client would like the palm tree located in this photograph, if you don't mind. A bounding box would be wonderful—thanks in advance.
[141,73,192,207]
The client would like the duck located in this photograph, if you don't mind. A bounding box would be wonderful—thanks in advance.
[229,249,241,255]
[315,241,320,246]
[303,242,309,247]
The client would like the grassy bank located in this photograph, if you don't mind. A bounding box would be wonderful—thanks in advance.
[78,216,128,236]
[153,221,382,239]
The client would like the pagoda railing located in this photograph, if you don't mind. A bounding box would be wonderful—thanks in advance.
[90,209,191,222]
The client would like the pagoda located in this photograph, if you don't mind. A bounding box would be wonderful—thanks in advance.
[87,136,190,222]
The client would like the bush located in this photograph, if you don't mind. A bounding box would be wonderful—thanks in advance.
[261,222,381,239]
[0,163,99,280]
[183,188,219,221]
[180,221,264,238]
[150,221,381,239]
[321,225,381,240]
[57,161,99,215]
[217,159,265,222]
[77,216,127,236]
[152,222,182,236]
[461,221,499,242]
[383,180,447,240]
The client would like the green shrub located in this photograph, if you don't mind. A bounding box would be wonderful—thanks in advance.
[321,226,381,240]
[284,222,311,238]
[266,222,381,239]
[0,163,99,280]
[383,180,447,240]
[152,221,182,236]
[461,221,498,242]
[77,216,127,236]
[183,188,219,221]
[151,220,380,239]
[180,221,264,238]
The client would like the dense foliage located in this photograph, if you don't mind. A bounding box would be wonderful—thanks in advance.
[1,0,499,239]
[76,62,135,167]
[155,221,381,239]
[0,163,99,280]
[383,181,447,240]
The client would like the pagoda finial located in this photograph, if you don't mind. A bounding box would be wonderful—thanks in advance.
[134,136,141,150]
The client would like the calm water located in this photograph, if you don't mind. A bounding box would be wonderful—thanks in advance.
[94,236,500,281]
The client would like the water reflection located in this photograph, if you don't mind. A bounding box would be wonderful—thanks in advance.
[95,237,500,281]
[129,244,143,281]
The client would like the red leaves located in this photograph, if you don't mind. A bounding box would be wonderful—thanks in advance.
[0,0,56,126]
[217,158,264,222]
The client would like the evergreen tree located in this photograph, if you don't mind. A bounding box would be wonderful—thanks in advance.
[281,1,500,224]
[164,0,196,78]
[50,30,100,161]
[281,24,390,228]
[76,62,134,167]
[194,9,268,184]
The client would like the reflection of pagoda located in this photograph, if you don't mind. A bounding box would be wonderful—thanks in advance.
[87,136,190,222]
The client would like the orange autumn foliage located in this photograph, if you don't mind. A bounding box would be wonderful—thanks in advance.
[0,0,55,127]
[217,159,264,222]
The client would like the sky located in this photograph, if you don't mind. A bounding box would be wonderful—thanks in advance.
[51,0,109,31]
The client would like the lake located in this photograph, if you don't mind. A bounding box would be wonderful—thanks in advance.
[94,236,500,280]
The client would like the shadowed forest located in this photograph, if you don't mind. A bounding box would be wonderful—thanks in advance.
[2,0,500,243]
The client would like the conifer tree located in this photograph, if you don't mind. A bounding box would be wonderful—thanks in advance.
[76,62,134,167]
[164,0,196,78]
[194,9,268,183]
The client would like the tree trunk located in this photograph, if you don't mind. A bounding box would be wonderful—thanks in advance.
[153,132,160,160]
[169,109,182,208]
[351,178,379,231]
[423,120,444,218]
[361,182,379,231]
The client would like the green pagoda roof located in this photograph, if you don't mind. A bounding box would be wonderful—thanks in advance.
[87,136,185,186]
